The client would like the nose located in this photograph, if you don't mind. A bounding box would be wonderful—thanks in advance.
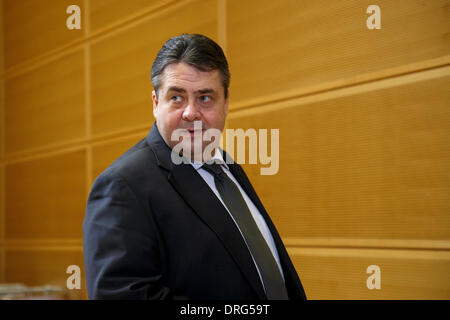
[182,103,201,122]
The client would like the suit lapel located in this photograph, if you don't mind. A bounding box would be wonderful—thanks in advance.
[145,124,266,300]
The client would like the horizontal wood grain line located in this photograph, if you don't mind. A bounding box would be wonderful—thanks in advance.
[0,0,180,80]
[0,126,151,165]
[3,246,83,252]
[83,0,183,46]
[1,238,449,252]
[230,55,450,113]
[284,238,450,251]
[286,247,450,261]
[1,239,83,246]
[228,62,450,119]
[0,239,83,251]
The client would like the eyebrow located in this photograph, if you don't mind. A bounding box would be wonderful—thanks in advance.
[166,86,216,95]
[196,88,216,95]
[167,86,186,94]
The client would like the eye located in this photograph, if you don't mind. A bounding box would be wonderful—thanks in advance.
[171,95,183,102]
[199,95,212,103]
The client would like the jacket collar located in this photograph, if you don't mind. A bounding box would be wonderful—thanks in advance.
[145,122,174,171]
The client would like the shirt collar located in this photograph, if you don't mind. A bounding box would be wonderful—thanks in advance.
[191,148,229,171]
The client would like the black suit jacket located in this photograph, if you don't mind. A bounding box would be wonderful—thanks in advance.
[83,123,307,300]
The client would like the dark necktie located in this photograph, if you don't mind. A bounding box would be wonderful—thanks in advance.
[202,163,289,300]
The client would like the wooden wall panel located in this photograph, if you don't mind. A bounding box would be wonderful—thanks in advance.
[4,50,85,154]
[92,134,146,180]
[3,0,84,69]
[89,0,172,32]
[227,0,450,104]
[0,80,3,159]
[5,248,87,299]
[1,0,448,300]
[0,164,3,240]
[0,248,4,283]
[227,71,450,240]
[5,150,86,239]
[0,78,3,156]
[289,247,450,299]
[0,0,3,286]
[90,0,218,136]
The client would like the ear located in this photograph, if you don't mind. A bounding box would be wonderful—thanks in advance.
[152,90,158,118]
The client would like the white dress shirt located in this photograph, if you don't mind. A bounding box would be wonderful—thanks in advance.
[190,149,284,292]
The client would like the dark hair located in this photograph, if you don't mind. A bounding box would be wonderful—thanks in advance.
[151,34,230,97]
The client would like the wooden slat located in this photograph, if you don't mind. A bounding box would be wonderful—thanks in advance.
[227,73,450,240]
[1,126,150,166]
[0,78,3,157]
[5,50,85,154]
[5,150,86,239]
[227,0,450,104]
[0,248,4,283]
[5,248,87,300]
[0,164,3,240]
[90,0,217,136]
[3,0,84,69]
[1,239,82,249]
[0,0,4,159]
[231,55,450,112]
[288,247,450,299]
[284,238,450,251]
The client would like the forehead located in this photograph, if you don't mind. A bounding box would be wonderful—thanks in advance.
[160,62,222,92]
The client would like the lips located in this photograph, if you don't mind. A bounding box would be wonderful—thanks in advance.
[186,128,205,134]
[188,130,204,138]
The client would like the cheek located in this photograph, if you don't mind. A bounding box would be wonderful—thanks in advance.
[204,109,226,128]
[157,108,183,141]
[161,108,183,129]
[167,113,181,130]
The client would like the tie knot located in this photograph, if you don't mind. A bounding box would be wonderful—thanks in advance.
[202,163,224,179]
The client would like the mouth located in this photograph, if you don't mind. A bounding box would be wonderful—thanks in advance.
[186,128,205,136]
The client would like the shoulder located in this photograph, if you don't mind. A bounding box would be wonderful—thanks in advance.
[91,137,162,195]
[102,137,156,175]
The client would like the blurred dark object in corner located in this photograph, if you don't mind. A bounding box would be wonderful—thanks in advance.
[0,283,69,300]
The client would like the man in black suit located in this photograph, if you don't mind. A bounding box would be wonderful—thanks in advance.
[83,34,306,300]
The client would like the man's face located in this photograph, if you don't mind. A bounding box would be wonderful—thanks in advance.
[152,62,229,161]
